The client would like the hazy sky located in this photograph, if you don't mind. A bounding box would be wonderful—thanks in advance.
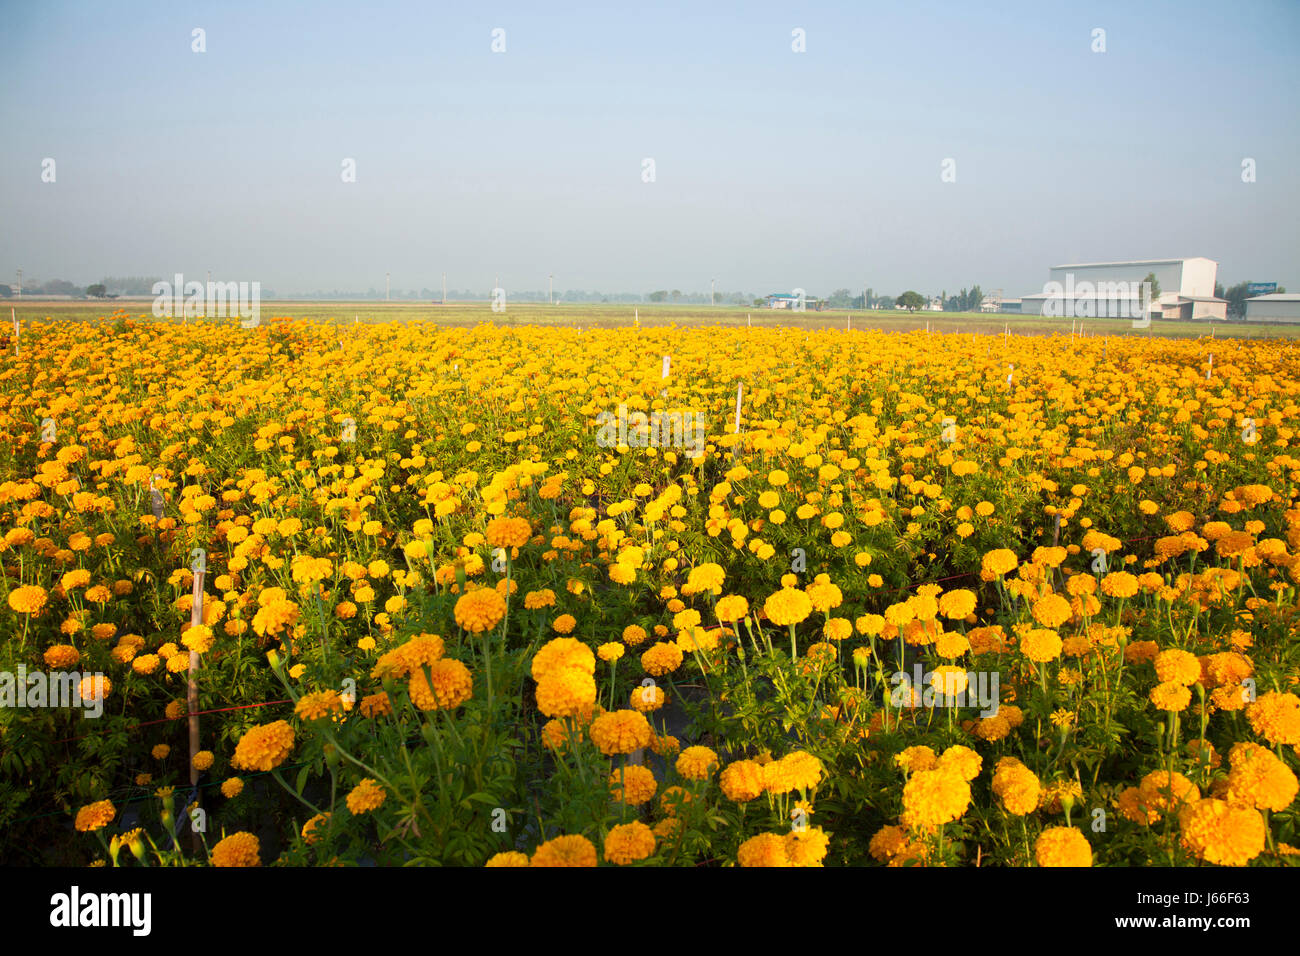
[2,0,1297,298]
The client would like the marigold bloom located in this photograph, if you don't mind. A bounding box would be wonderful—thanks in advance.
[609,764,658,805]
[901,769,971,830]
[1034,826,1092,867]
[675,745,719,781]
[719,759,766,802]
[346,778,386,815]
[485,851,531,867]
[453,587,506,633]
[74,799,115,832]
[409,658,474,710]
[737,832,790,867]
[1178,799,1265,867]
[231,720,295,772]
[588,709,653,755]
[764,587,813,626]
[211,831,261,867]
[604,821,656,864]
[531,834,597,867]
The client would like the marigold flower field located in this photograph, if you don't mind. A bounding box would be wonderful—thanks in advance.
[3,314,1299,867]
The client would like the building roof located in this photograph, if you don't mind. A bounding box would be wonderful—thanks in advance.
[1050,258,1213,269]
[1246,293,1300,302]
[1175,295,1227,303]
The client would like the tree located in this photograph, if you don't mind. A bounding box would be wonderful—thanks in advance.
[828,288,852,308]
[670,290,681,302]
[86,283,107,298]
[896,291,924,311]
[1143,272,1161,301]
[648,290,668,303]
[0,285,11,298]
[1223,282,1250,319]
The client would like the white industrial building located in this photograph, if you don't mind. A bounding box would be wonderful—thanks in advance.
[1019,258,1227,320]
[1245,294,1300,324]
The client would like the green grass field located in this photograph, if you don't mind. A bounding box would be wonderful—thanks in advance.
[4,298,1298,339]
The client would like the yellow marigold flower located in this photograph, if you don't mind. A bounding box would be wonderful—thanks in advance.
[597,642,624,662]
[675,745,719,781]
[485,851,531,867]
[409,658,473,710]
[785,826,830,866]
[640,641,683,677]
[901,769,971,830]
[1138,770,1200,815]
[551,613,577,634]
[221,777,243,798]
[684,562,725,596]
[981,549,1018,577]
[74,799,115,832]
[621,624,648,646]
[535,669,597,718]
[737,832,790,867]
[604,821,656,864]
[1225,742,1299,811]
[895,745,938,773]
[936,745,982,782]
[531,637,596,682]
[453,587,506,633]
[719,759,766,802]
[1100,571,1139,598]
[302,812,330,844]
[43,644,80,669]
[346,778,386,815]
[231,720,295,772]
[609,765,658,805]
[1034,826,1092,867]
[763,586,812,626]
[192,750,214,772]
[1150,681,1191,712]
[1246,691,1300,746]
[630,682,665,712]
[937,589,976,620]
[295,690,345,721]
[1178,799,1265,867]
[1032,593,1072,628]
[486,516,532,549]
[531,834,597,867]
[524,588,557,610]
[8,585,48,615]
[211,831,261,867]
[588,709,653,755]
[1021,628,1063,663]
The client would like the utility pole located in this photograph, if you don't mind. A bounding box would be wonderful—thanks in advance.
[711,277,715,306]
[442,273,446,305]
[16,269,21,298]
[385,272,390,301]
[549,274,553,305]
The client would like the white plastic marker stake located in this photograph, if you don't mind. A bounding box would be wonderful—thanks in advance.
[635,308,638,327]
[747,313,751,327]
[734,383,743,433]
[661,354,670,398]
[1207,353,1213,380]
[11,308,17,356]
[1007,364,1014,386]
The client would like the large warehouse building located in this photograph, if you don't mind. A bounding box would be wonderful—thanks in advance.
[1020,258,1227,320]
[1245,294,1300,323]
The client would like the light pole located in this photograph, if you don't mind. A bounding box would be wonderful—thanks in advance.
[549,274,553,305]
[442,273,446,305]
[711,277,715,306]
[386,272,390,302]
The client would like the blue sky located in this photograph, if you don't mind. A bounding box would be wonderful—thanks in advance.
[1,0,1297,298]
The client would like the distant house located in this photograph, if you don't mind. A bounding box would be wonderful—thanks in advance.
[765,293,825,311]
